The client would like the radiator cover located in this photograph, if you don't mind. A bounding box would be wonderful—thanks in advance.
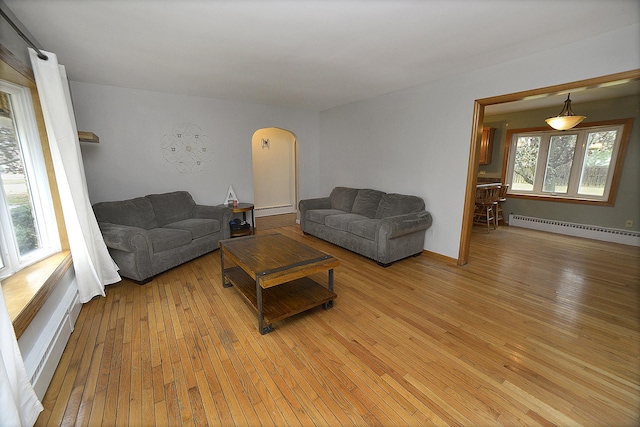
[508,214,640,247]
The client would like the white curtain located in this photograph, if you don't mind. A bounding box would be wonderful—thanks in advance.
[29,48,121,303]
[0,288,43,427]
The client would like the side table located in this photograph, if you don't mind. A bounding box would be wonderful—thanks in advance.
[229,202,255,237]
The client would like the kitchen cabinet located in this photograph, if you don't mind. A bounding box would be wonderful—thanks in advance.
[479,127,495,165]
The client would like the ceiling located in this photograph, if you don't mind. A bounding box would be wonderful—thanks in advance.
[3,0,640,111]
[485,78,640,115]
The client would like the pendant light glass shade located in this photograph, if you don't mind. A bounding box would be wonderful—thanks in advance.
[545,93,586,130]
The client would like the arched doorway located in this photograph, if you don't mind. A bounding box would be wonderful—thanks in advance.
[251,128,298,230]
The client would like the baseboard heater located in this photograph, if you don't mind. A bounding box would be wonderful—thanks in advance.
[508,214,640,247]
[254,204,294,217]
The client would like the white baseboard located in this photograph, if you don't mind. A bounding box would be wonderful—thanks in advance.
[254,204,295,217]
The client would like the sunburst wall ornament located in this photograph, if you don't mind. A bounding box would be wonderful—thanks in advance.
[161,123,213,173]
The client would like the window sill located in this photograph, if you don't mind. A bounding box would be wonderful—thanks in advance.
[507,193,613,206]
[1,251,72,339]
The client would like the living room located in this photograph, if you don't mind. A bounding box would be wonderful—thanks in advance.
[1,1,639,426]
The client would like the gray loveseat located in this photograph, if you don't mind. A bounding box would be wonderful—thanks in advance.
[299,187,432,266]
[93,191,232,283]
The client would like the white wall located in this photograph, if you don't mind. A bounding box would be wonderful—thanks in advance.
[319,24,640,259]
[0,0,34,66]
[70,82,321,206]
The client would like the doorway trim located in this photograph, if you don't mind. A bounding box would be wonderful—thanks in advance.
[457,69,640,266]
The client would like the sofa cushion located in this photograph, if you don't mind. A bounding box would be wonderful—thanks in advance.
[324,213,369,231]
[305,209,346,225]
[93,197,158,230]
[146,227,192,253]
[348,219,380,241]
[351,189,385,218]
[375,193,426,219]
[329,187,359,212]
[163,218,221,240]
[147,191,196,226]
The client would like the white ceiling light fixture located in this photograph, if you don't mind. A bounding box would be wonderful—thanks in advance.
[545,93,586,130]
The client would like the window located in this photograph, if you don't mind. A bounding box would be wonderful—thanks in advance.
[505,119,633,205]
[0,80,59,278]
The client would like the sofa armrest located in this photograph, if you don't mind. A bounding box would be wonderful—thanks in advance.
[194,204,233,239]
[299,197,331,230]
[98,222,152,253]
[379,211,433,239]
[98,222,155,281]
[299,197,331,212]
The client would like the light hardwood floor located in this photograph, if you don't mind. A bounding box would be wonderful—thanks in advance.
[35,225,640,426]
[254,213,297,231]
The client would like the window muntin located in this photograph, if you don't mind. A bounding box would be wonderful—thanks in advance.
[0,81,59,278]
[506,122,627,203]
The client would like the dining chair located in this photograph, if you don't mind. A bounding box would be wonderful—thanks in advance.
[473,184,501,232]
[495,183,509,225]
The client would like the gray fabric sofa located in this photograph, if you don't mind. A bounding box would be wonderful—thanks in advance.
[299,187,432,266]
[93,191,232,283]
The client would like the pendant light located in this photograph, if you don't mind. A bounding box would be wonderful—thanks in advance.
[545,93,586,130]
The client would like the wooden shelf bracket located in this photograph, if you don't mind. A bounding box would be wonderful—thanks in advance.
[78,131,99,143]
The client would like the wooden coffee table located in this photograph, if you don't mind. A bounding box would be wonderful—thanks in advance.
[219,233,339,334]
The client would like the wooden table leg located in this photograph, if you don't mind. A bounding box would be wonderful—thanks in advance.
[323,269,335,309]
[251,208,255,234]
[221,248,232,288]
[256,279,273,334]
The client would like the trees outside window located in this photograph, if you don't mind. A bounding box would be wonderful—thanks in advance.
[512,136,540,191]
[579,131,617,197]
[505,120,632,205]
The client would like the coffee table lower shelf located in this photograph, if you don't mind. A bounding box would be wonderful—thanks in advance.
[224,266,337,333]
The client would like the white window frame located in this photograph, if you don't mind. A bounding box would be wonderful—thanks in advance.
[504,119,633,205]
[0,79,60,278]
